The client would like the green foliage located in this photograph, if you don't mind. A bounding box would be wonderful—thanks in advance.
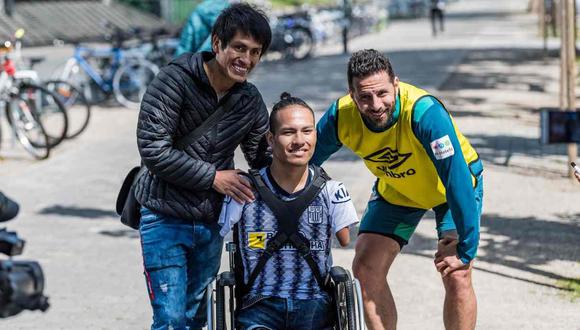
[270,0,338,9]
[557,277,580,301]
[117,0,201,23]
[118,0,156,12]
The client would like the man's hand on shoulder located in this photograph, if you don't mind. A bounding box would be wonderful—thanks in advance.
[434,237,469,277]
[213,169,254,204]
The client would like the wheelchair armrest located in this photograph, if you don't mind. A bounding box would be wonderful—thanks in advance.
[226,242,236,253]
[217,271,236,287]
[329,266,351,283]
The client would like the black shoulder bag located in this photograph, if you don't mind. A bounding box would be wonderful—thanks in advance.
[115,94,242,229]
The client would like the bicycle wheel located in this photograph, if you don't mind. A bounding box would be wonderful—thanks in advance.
[16,83,68,148]
[5,96,50,160]
[287,27,314,60]
[44,79,91,139]
[112,59,158,109]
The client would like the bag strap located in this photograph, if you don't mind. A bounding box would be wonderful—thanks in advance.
[134,93,241,192]
[241,167,329,295]
[174,93,242,150]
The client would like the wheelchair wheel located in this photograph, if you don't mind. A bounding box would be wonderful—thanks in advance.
[335,275,357,330]
[215,283,227,330]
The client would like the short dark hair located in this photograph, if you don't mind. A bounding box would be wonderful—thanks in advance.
[347,49,396,90]
[269,92,314,133]
[211,3,272,55]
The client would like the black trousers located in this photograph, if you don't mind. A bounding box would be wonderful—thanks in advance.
[430,8,444,35]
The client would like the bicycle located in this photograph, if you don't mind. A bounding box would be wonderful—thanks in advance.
[0,45,50,160]
[132,27,179,69]
[1,41,68,150]
[55,28,159,110]
[10,29,90,140]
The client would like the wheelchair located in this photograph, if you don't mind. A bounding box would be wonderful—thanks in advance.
[204,242,366,330]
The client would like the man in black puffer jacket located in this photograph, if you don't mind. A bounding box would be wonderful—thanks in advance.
[134,4,272,329]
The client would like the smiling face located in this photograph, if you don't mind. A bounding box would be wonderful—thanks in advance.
[213,31,263,84]
[268,105,316,167]
[350,71,399,130]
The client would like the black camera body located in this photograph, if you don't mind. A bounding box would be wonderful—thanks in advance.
[0,193,49,318]
[540,108,580,144]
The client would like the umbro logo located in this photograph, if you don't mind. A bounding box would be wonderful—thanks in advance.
[363,147,411,169]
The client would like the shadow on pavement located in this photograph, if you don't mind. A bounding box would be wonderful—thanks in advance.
[440,48,558,96]
[445,11,514,20]
[404,213,579,290]
[256,47,557,113]
[38,205,117,219]
[468,134,568,168]
[99,229,140,239]
[253,47,471,109]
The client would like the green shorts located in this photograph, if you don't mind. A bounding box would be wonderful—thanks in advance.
[359,175,484,249]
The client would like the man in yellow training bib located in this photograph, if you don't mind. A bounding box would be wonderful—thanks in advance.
[312,49,483,330]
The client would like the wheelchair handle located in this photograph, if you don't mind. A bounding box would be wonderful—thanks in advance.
[226,242,236,271]
[330,266,351,283]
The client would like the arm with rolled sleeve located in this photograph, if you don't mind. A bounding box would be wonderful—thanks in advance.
[327,181,359,233]
[312,101,343,166]
[412,96,479,264]
[137,66,217,191]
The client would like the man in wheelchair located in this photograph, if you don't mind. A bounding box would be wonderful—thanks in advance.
[218,93,359,330]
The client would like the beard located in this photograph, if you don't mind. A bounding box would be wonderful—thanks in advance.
[361,107,394,131]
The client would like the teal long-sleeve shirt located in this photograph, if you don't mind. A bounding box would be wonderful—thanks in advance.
[175,0,229,57]
[312,95,482,264]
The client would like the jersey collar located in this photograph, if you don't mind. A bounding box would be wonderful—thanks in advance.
[265,166,313,198]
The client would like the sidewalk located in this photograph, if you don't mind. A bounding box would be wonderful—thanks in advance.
[1,0,578,329]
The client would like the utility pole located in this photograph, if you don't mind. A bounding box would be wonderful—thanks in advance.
[559,0,577,177]
[539,0,547,53]
[342,0,351,54]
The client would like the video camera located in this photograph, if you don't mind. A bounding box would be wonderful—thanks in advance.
[540,108,580,144]
[0,192,49,318]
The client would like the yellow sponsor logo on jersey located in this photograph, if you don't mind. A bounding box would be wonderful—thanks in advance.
[247,232,269,249]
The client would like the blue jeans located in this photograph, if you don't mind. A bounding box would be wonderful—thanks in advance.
[139,207,224,330]
[236,296,335,330]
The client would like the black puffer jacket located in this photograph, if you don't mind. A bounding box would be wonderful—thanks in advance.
[135,52,270,223]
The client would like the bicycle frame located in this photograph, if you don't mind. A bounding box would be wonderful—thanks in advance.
[57,35,159,109]
[0,59,20,102]
[0,73,12,143]
[62,45,124,93]
[2,66,46,120]
[0,70,11,96]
